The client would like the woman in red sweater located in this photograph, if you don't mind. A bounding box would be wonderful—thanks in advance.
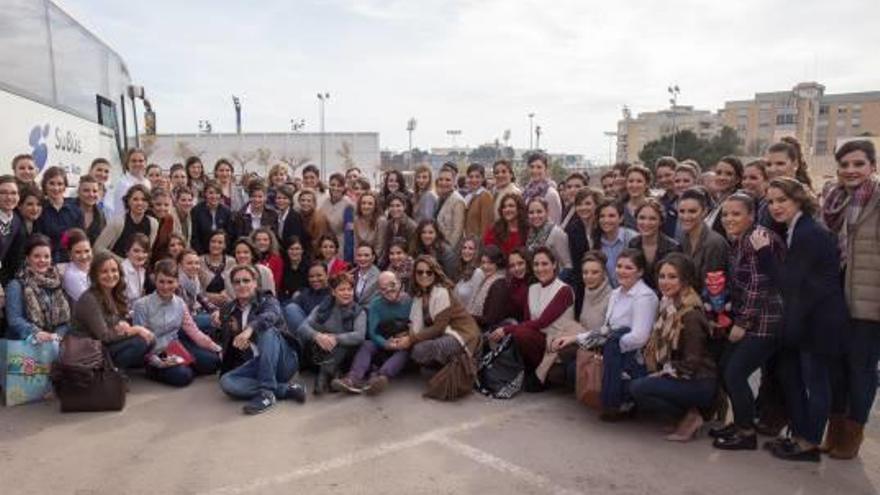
[483,193,527,256]
[251,227,284,294]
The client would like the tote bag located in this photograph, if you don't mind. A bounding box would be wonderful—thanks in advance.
[575,348,603,411]
[0,336,60,406]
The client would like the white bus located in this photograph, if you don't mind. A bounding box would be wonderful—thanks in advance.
[0,0,147,187]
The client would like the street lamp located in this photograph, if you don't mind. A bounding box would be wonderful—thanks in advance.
[604,131,617,165]
[668,85,680,158]
[406,117,417,167]
[535,125,543,149]
[446,129,462,148]
[198,120,212,134]
[317,92,330,176]
[290,118,305,132]
[528,112,535,149]
[232,95,242,134]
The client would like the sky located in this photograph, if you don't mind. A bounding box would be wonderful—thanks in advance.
[56,0,880,163]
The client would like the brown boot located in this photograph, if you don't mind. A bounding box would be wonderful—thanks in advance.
[820,414,846,453]
[829,419,864,460]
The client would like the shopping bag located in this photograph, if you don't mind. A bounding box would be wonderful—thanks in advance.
[0,336,60,406]
[575,348,603,410]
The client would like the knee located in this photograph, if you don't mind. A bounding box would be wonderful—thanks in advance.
[410,342,431,365]
[629,377,649,399]
[255,328,282,349]
[219,373,241,398]
[168,368,195,387]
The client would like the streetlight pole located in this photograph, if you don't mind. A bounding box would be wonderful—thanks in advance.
[232,95,242,134]
[667,85,680,158]
[528,112,535,149]
[604,131,617,165]
[535,125,542,149]
[317,92,330,177]
[406,117,417,168]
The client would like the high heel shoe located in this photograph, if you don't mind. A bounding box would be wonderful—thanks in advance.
[665,413,704,442]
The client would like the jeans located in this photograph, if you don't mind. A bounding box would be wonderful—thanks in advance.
[831,319,880,424]
[283,303,308,335]
[601,329,646,410]
[105,336,149,369]
[721,336,778,429]
[347,340,409,382]
[778,348,831,445]
[193,312,216,339]
[630,376,717,419]
[219,328,299,400]
[146,333,221,387]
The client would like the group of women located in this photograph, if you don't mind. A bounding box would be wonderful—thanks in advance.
[1,138,877,463]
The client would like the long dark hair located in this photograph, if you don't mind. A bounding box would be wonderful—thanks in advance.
[411,219,447,257]
[88,251,129,317]
[768,138,813,190]
[492,193,528,245]
[411,254,454,296]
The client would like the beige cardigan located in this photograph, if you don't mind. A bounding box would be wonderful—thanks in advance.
[93,215,160,254]
[436,191,466,249]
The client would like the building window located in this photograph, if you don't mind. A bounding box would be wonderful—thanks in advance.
[819,104,829,115]
[776,114,796,125]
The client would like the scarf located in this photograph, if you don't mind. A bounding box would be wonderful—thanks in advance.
[643,287,702,373]
[822,177,878,266]
[315,298,360,332]
[466,270,505,317]
[178,272,202,310]
[526,222,554,252]
[464,187,486,207]
[18,266,70,331]
[522,179,550,206]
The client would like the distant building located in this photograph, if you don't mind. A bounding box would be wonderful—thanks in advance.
[616,105,722,163]
[720,82,880,156]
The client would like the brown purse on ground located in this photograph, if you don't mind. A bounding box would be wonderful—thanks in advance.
[575,348,603,410]
[52,334,127,413]
[424,350,477,401]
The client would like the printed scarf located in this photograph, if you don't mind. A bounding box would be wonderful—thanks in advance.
[822,177,878,266]
[18,266,70,331]
[643,287,702,373]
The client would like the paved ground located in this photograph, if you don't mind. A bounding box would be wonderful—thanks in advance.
[0,373,877,495]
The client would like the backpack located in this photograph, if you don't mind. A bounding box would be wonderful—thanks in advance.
[476,334,524,399]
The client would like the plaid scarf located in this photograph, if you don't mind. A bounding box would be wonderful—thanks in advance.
[643,287,702,373]
[18,266,71,331]
[526,222,554,252]
[822,177,878,266]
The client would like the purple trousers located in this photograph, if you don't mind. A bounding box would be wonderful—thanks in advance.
[347,340,409,383]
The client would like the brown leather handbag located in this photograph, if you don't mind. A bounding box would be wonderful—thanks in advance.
[575,348,603,410]
[52,335,127,412]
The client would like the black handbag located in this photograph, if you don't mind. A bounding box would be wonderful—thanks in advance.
[476,334,524,399]
[52,335,127,413]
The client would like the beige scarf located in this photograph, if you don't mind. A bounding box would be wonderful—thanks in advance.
[643,287,703,372]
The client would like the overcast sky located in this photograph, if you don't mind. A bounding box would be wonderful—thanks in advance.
[57,0,880,163]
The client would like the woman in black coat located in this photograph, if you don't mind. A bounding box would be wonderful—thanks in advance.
[758,178,849,462]
[191,181,233,254]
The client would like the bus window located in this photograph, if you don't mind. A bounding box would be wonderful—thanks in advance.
[97,95,123,160]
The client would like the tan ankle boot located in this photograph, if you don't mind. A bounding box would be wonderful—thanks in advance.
[820,414,846,453]
[829,419,864,460]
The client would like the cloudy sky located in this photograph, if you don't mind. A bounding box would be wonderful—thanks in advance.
[57,0,880,163]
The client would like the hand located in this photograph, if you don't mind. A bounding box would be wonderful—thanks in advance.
[385,339,398,351]
[749,229,770,250]
[233,327,254,351]
[134,326,155,344]
[488,328,506,343]
[211,310,222,328]
[34,330,55,343]
[551,335,575,351]
[728,325,746,343]
[315,333,337,352]
[395,335,412,350]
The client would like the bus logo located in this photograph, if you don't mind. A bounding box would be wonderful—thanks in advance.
[29,124,50,171]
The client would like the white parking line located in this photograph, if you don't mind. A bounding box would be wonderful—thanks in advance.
[200,403,546,495]
[432,436,585,495]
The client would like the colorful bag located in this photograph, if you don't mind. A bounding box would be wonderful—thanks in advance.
[575,348,603,410]
[0,336,60,406]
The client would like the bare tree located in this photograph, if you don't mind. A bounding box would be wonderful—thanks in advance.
[336,140,356,169]
[230,151,256,176]
[174,141,204,161]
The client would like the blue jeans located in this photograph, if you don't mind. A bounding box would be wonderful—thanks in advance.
[778,348,831,445]
[831,319,880,424]
[105,336,149,369]
[219,328,299,400]
[721,336,778,429]
[601,329,646,409]
[193,312,216,338]
[283,303,308,335]
[630,376,717,419]
[146,333,222,387]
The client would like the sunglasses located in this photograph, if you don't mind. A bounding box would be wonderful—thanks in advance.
[415,269,434,276]
[232,278,253,285]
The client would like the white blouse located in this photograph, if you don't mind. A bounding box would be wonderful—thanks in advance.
[579,279,658,353]
[62,263,90,302]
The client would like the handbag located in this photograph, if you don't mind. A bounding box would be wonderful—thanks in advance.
[476,334,524,399]
[52,335,126,412]
[424,348,477,401]
[575,348,603,410]
[0,336,60,406]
